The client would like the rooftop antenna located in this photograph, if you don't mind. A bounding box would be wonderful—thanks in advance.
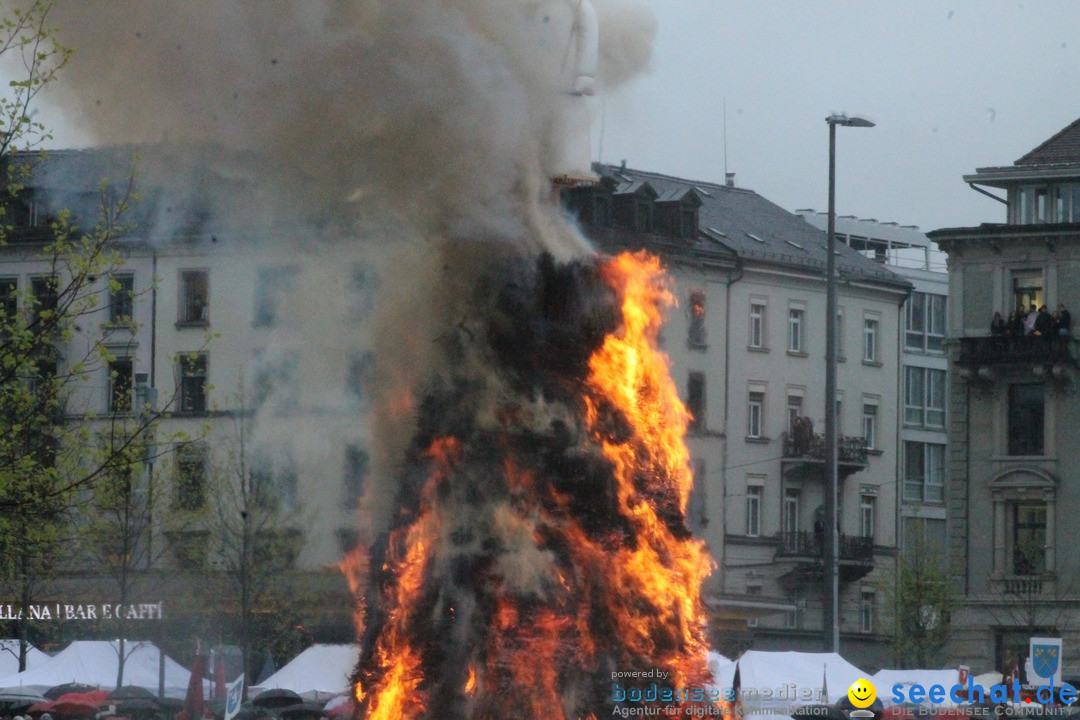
[723,96,728,177]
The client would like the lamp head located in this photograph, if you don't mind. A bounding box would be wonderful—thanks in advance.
[827,113,875,128]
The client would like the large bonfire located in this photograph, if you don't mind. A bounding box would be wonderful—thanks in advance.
[345,249,717,719]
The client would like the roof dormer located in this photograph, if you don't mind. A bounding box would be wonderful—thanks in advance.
[655,187,703,239]
[612,180,657,232]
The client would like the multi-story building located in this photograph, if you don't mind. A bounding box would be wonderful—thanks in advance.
[930,116,1080,676]
[0,148,368,648]
[568,164,911,668]
[797,212,950,561]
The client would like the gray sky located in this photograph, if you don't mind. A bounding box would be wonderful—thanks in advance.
[35,1,1080,234]
[598,0,1080,232]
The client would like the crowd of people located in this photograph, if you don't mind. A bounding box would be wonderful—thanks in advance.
[990,302,1071,344]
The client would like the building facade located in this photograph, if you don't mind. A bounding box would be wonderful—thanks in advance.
[797,211,950,562]
[931,116,1080,677]
[569,165,912,668]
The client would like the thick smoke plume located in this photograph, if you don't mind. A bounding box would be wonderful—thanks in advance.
[45,0,656,252]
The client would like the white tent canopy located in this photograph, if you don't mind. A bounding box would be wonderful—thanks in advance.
[250,644,358,700]
[873,668,965,707]
[0,641,51,679]
[736,650,868,709]
[0,640,193,698]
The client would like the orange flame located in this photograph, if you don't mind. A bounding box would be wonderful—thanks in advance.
[354,252,716,717]
[579,251,715,690]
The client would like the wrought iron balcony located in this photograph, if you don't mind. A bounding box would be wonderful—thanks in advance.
[781,420,869,466]
[775,531,875,586]
[957,335,1075,366]
[774,531,874,562]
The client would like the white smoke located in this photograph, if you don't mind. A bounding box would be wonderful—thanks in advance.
[43,0,657,542]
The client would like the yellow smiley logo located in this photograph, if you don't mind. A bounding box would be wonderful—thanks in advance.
[847,678,877,709]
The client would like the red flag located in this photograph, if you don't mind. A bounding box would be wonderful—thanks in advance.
[179,653,205,720]
[214,648,227,701]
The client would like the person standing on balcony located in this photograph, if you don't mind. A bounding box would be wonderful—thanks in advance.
[1035,305,1054,342]
[1058,303,1071,338]
[990,311,1006,336]
[1024,303,1039,335]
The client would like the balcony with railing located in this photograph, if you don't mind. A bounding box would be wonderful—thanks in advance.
[774,530,875,586]
[780,417,868,479]
[957,335,1075,367]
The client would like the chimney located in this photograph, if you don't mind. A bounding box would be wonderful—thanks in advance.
[725,172,735,188]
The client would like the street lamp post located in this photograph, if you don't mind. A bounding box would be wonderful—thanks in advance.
[824,112,874,654]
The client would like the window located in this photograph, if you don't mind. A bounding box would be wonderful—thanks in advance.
[179,270,208,323]
[1012,271,1043,314]
[746,485,762,537]
[904,442,945,503]
[253,266,298,327]
[749,303,766,348]
[862,404,877,450]
[343,444,369,508]
[787,395,803,434]
[784,488,800,533]
[347,352,376,403]
[860,590,875,633]
[1013,503,1046,576]
[747,390,764,438]
[788,308,804,353]
[349,262,379,322]
[783,606,799,629]
[687,372,706,434]
[179,353,207,413]
[0,277,17,320]
[860,495,876,540]
[277,452,299,511]
[252,349,299,414]
[902,516,947,555]
[863,318,879,363]
[688,290,706,348]
[108,357,133,413]
[108,274,134,324]
[1008,384,1045,456]
[905,367,945,428]
[30,275,58,326]
[905,292,946,352]
[688,459,707,531]
[174,444,207,510]
[746,581,762,627]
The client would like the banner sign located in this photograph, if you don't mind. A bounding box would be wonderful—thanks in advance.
[0,602,164,621]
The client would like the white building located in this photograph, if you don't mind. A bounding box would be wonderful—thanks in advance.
[797,211,950,560]
[569,165,912,667]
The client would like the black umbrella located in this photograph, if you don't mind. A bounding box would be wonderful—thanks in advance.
[108,687,156,701]
[44,684,96,701]
[250,690,302,709]
[278,701,325,719]
[0,687,48,710]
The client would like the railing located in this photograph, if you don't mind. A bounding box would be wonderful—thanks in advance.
[995,576,1046,596]
[774,531,874,562]
[957,335,1074,366]
[781,420,868,465]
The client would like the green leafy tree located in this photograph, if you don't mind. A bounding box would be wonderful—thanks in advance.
[883,546,955,668]
[0,2,198,672]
